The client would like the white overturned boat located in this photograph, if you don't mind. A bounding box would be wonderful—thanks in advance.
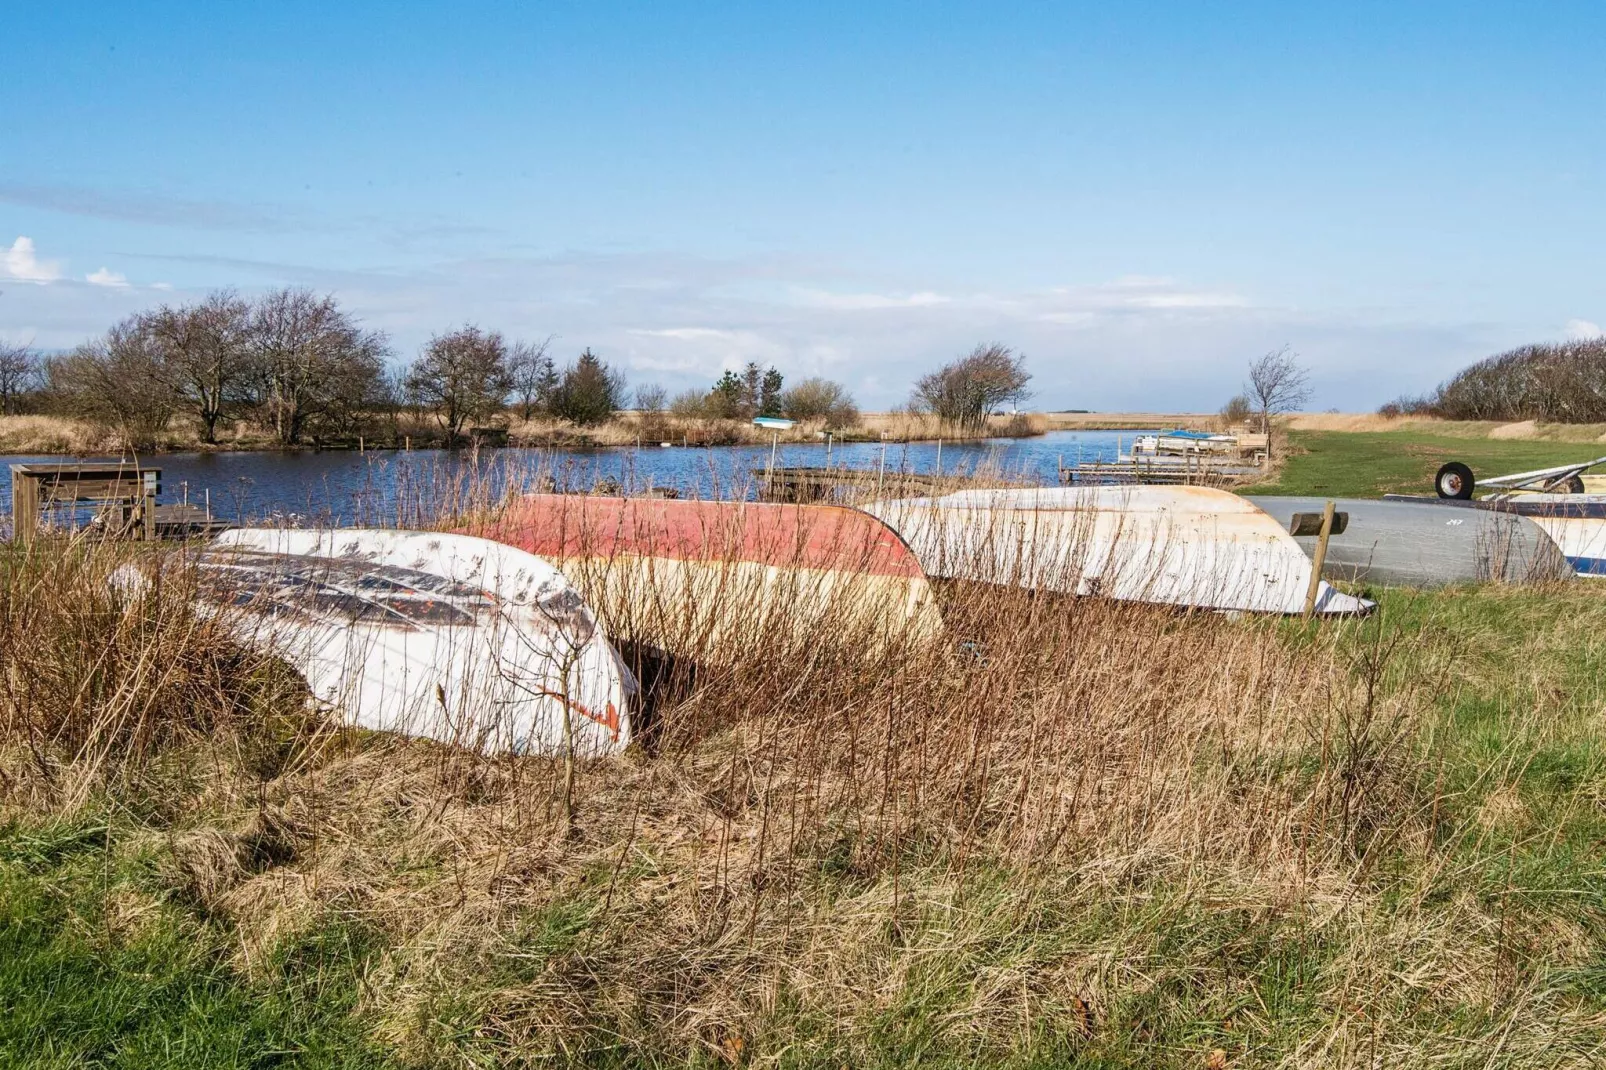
[866,486,1372,615]
[191,529,633,757]
[1387,458,1606,576]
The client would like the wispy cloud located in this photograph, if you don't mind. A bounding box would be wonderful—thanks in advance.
[4,236,61,283]
[792,288,951,311]
[86,267,130,288]
[1565,318,1603,340]
[0,244,1521,410]
[0,182,310,232]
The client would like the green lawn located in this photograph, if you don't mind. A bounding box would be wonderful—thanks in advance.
[1244,429,1606,497]
[0,820,388,1070]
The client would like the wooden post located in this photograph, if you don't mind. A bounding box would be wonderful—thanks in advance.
[1302,500,1337,620]
[358,435,364,454]
[877,434,887,500]
[11,469,38,544]
[142,487,157,541]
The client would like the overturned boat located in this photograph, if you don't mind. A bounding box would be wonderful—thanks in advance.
[1248,496,1572,587]
[1386,458,1606,576]
[189,529,633,756]
[865,486,1373,615]
[462,495,946,659]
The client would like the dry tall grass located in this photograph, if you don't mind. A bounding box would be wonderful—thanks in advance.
[2,498,1602,1065]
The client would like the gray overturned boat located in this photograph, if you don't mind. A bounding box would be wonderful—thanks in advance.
[1247,497,1572,587]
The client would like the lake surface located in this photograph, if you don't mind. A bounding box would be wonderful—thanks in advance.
[3,429,1140,527]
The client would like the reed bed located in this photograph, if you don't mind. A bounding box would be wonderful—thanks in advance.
[3,486,1606,1066]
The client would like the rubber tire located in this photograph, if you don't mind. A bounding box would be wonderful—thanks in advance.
[1551,474,1586,494]
[1436,461,1475,500]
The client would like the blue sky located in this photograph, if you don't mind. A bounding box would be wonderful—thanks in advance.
[2,1,1602,410]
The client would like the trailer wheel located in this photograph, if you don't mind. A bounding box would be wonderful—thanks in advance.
[1551,474,1586,494]
[1435,461,1475,499]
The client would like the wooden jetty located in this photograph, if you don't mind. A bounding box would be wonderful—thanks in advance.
[9,462,229,542]
[755,466,1027,503]
[1058,459,1264,487]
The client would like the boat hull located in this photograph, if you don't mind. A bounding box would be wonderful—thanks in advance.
[1382,494,1606,577]
[199,529,633,757]
[464,495,946,660]
[866,486,1373,615]
[1249,496,1571,587]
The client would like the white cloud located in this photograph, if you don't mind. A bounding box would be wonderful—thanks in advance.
[1565,318,1603,340]
[628,327,741,342]
[3,236,61,283]
[86,267,130,288]
[792,288,950,310]
[0,246,1508,412]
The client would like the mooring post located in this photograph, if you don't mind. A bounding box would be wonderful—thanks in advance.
[1302,500,1337,619]
[877,433,887,499]
[11,468,39,544]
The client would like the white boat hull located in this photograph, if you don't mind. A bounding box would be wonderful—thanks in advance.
[867,486,1373,615]
[199,529,633,756]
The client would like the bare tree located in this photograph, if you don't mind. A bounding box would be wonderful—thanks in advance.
[634,383,668,413]
[145,290,251,443]
[50,316,182,449]
[910,343,1032,432]
[1244,346,1311,435]
[247,288,390,445]
[0,341,40,415]
[780,377,858,427]
[404,326,514,445]
[508,336,556,420]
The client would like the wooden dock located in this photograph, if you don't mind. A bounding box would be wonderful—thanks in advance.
[1058,460,1265,487]
[755,466,1027,503]
[9,463,230,542]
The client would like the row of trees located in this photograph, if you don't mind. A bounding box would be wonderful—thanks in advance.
[1381,338,1606,423]
[403,330,629,440]
[34,289,392,448]
[4,294,1054,446]
[656,361,860,427]
[0,291,639,447]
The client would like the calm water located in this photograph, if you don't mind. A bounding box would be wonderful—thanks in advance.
[3,429,1139,527]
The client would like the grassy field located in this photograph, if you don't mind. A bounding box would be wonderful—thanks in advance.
[6,517,1606,1068]
[1245,428,1606,498]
